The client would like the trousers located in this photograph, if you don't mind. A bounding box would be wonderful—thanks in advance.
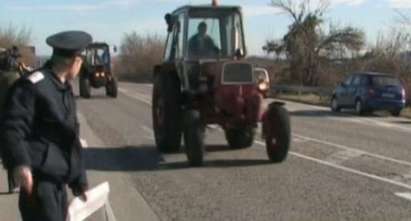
[19,177,67,221]
[7,169,17,192]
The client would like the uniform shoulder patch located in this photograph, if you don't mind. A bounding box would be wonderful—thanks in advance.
[28,71,45,84]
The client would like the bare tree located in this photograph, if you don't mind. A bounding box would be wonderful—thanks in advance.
[0,24,34,66]
[267,0,364,86]
[0,24,31,48]
[115,32,164,82]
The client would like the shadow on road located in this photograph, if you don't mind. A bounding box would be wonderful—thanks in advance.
[84,145,274,172]
[158,159,272,171]
[85,146,163,171]
[391,120,411,124]
[75,95,115,100]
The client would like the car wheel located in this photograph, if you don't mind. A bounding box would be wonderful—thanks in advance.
[391,109,402,117]
[331,97,341,112]
[106,78,118,98]
[355,99,365,116]
[184,110,205,167]
[79,76,91,98]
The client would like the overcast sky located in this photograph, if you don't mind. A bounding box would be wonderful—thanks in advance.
[1,0,410,55]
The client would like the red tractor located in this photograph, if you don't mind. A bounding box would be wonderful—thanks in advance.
[152,2,291,166]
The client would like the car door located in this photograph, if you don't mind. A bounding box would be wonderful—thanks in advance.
[347,75,361,107]
[338,75,354,106]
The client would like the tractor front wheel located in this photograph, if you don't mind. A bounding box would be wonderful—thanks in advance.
[184,110,205,167]
[106,77,118,98]
[79,76,91,98]
[225,127,255,149]
[263,103,291,163]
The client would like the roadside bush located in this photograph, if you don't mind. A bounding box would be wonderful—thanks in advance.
[114,32,164,83]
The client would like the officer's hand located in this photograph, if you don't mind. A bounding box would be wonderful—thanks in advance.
[14,166,33,196]
[72,184,88,202]
[80,191,88,202]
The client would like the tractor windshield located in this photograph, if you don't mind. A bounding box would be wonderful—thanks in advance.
[86,47,110,67]
[187,9,245,59]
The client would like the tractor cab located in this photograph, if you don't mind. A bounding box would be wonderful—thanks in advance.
[84,43,111,79]
[164,5,246,61]
[79,42,118,98]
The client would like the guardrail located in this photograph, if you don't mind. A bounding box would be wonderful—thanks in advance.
[271,85,334,98]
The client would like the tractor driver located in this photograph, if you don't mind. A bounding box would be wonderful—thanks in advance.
[189,22,220,58]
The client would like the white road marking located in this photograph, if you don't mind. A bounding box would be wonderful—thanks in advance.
[293,137,309,144]
[140,115,411,193]
[395,192,411,201]
[278,99,411,133]
[141,126,155,141]
[119,87,152,106]
[207,125,220,130]
[325,149,363,164]
[80,138,88,148]
[123,84,411,192]
[294,133,411,167]
[118,88,128,93]
[254,140,411,190]
[125,85,411,167]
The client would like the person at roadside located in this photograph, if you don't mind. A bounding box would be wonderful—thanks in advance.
[0,31,92,221]
[0,46,25,193]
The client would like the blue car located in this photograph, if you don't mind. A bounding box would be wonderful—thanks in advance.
[331,72,406,116]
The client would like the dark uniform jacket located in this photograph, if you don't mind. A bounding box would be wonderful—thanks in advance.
[0,68,87,190]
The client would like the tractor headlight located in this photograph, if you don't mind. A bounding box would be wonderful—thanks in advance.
[254,68,270,91]
[258,81,269,91]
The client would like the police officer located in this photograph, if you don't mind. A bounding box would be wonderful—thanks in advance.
[0,31,92,221]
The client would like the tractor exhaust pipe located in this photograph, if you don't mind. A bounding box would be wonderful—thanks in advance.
[212,0,219,7]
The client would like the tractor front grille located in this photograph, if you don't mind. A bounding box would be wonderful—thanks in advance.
[222,62,254,84]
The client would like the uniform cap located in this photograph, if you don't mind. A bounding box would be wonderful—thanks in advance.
[46,31,92,57]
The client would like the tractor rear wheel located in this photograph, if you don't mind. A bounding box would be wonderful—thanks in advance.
[79,76,91,98]
[152,73,182,153]
[225,127,255,149]
[184,110,205,167]
[106,78,118,98]
[264,103,291,163]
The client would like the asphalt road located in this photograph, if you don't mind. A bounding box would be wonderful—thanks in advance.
[2,81,411,220]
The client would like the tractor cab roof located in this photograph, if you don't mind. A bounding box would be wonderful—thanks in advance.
[87,42,109,49]
[171,5,242,15]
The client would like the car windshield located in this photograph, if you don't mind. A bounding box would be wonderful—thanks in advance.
[187,9,244,59]
[371,76,402,87]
